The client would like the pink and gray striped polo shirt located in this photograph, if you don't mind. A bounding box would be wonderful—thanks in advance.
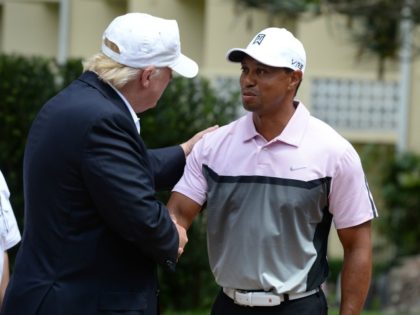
[173,102,378,295]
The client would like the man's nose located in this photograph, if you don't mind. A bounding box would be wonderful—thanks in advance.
[241,72,255,86]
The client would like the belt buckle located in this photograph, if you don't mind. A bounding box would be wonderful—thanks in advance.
[233,289,249,306]
[233,290,255,307]
[233,289,281,307]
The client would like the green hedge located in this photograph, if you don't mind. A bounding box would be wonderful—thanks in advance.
[0,54,83,232]
[380,151,420,258]
[357,143,420,259]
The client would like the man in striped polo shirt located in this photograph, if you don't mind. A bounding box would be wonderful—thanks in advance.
[168,27,378,315]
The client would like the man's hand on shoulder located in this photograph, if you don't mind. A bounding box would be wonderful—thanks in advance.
[180,125,218,156]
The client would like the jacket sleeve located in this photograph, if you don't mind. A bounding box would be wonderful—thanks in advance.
[80,113,178,270]
[147,147,185,191]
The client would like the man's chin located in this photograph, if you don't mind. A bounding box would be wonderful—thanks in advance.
[242,103,257,112]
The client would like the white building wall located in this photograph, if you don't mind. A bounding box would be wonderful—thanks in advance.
[2,1,59,57]
[68,0,127,59]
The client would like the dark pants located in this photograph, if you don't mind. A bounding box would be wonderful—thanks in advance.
[211,289,328,315]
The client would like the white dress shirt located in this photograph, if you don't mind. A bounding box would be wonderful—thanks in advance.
[0,170,21,278]
[109,84,141,134]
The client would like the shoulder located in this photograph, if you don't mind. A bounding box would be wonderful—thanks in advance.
[307,115,353,155]
[51,78,132,132]
[185,116,245,165]
[308,117,364,179]
[200,115,246,146]
[301,113,362,177]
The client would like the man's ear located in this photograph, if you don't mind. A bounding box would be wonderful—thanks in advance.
[139,66,156,88]
[290,70,303,88]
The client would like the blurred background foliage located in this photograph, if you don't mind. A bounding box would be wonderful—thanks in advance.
[381,151,420,257]
[1,53,420,312]
[0,54,85,267]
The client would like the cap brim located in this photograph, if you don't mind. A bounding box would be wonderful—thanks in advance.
[226,48,276,66]
[226,48,248,63]
[170,54,199,78]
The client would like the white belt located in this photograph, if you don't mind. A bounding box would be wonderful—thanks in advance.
[223,287,319,307]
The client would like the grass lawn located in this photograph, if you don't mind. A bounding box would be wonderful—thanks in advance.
[164,311,208,315]
[164,309,407,315]
[329,310,408,315]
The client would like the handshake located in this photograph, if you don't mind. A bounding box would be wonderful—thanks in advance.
[170,215,188,259]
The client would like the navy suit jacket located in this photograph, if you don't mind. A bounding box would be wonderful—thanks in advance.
[1,71,185,315]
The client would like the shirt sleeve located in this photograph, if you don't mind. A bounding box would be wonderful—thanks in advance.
[172,138,208,206]
[329,145,378,229]
[0,171,22,251]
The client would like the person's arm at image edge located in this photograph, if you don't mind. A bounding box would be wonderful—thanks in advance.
[0,252,10,306]
[337,220,373,315]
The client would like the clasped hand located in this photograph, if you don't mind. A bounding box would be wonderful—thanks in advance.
[173,221,188,259]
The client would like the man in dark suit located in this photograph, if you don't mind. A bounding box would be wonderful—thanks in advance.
[1,12,213,315]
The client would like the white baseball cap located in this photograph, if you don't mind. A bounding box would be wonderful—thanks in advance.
[226,27,306,73]
[102,13,198,78]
